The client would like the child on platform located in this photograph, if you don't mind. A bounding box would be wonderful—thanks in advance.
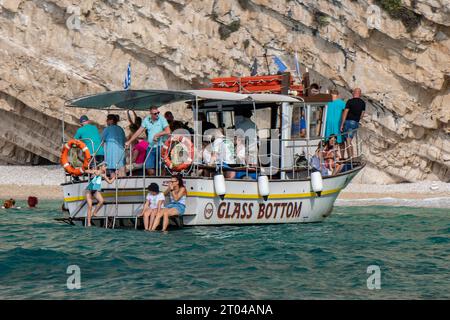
[84,162,116,227]
[141,183,165,231]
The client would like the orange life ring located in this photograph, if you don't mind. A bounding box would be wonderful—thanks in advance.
[60,139,91,176]
[161,135,194,171]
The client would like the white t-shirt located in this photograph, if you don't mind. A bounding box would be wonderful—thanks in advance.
[146,192,165,209]
[202,147,212,164]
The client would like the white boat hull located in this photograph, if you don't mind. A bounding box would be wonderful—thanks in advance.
[62,167,361,227]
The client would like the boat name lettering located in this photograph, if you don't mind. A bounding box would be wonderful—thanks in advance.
[217,201,302,219]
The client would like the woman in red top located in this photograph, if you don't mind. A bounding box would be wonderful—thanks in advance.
[126,136,149,174]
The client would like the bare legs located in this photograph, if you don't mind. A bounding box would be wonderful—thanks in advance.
[142,208,157,231]
[224,171,236,179]
[346,137,354,159]
[86,191,93,227]
[85,191,104,227]
[150,208,179,232]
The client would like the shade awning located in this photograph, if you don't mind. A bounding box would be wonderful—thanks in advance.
[67,90,196,110]
[66,89,305,110]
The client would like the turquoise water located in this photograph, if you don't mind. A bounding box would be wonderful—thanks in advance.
[0,201,448,299]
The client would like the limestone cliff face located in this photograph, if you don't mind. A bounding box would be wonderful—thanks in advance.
[0,0,448,182]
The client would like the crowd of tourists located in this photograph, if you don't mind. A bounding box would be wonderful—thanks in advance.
[310,87,366,176]
[73,86,365,228]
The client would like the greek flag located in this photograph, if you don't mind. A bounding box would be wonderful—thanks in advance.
[123,62,131,90]
[294,51,302,80]
[273,55,287,73]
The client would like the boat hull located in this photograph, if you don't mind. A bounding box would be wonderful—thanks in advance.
[62,167,361,226]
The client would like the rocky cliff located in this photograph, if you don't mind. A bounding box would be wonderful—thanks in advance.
[0,0,448,182]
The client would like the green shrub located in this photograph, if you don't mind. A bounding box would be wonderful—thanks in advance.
[375,0,421,32]
[218,20,241,40]
[313,11,330,28]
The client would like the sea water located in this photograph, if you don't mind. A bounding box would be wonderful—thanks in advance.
[0,201,448,299]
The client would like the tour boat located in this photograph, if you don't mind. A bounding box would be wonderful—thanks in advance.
[60,73,365,228]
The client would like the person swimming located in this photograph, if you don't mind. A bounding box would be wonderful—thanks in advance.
[28,196,38,208]
[2,198,18,209]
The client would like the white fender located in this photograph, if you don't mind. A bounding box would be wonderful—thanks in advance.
[257,175,270,200]
[311,171,323,194]
[214,174,226,199]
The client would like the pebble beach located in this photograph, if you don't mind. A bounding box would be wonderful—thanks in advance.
[0,165,448,208]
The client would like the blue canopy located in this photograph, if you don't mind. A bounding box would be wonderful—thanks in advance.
[67,90,196,110]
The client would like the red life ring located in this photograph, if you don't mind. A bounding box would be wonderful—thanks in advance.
[161,135,194,171]
[60,139,91,176]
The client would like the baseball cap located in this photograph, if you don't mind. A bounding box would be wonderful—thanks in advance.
[79,115,89,123]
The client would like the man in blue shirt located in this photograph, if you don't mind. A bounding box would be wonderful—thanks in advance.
[126,106,170,175]
[74,115,104,166]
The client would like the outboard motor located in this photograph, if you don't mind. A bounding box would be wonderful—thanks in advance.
[214,174,226,200]
[311,171,323,197]
[257,175,270,201]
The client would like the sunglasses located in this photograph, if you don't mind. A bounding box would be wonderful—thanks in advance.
[151,112,160,115]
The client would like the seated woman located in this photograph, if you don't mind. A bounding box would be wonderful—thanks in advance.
[126,136,149,175]
[322,135,343,175]
[310,141,329,176]
[140,183,165,231]
[150,174,187,232]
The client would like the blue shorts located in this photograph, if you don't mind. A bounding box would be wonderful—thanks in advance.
[343,120,359,139]
[145,146,162,170]
[166,202,185,215]
[235,171,257,180]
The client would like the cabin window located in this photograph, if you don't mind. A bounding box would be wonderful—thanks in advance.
[309,105,325,138]
[207,112,219,127]
[207,111,234,129]
[255,107,272,139]
[291,105,307,139]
